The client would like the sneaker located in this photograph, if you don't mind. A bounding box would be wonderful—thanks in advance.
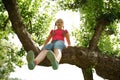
[46,50,59,70]
[26,50,35,70]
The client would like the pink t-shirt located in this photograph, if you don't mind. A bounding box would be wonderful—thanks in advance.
[50,29,68,41]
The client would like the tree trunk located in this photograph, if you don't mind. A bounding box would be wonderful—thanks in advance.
[88,17,110,51]
[82,68,93,80]
[2,0,120,80]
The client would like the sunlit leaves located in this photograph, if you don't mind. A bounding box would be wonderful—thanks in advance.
[59,0,120,57]
[17,0,59,46]
[0,39,24,79]
[58,0,87,11]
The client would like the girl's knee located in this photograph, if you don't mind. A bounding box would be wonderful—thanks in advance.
[42,49,48,53]
[54,48,62,53]
[54,48,58,50]
[34,60,38,65]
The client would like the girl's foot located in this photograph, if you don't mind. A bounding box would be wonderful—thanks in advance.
[46,50,59,70]
[26,50,35,70]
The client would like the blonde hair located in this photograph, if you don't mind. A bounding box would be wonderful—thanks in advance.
[54,18,64,29]
[51,18,66,37]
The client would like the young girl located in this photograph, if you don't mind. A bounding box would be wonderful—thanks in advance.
[27,18,71,70]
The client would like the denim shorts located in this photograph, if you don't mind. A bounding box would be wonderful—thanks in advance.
[43,40,65,51]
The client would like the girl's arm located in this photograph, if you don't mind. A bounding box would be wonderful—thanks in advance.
[65,33,71,46]
[43,34,52,46]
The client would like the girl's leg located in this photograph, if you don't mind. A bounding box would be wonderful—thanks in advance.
[35,42,54,65]
[53,48,62,63]
[34,49,48,65]
[53,40,65,63]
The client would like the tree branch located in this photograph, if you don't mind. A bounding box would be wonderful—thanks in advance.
[88,17,110,51]
[40,46,120,80]
[2,0,40,56]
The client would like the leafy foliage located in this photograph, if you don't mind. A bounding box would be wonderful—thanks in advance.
[17,0,59,45]
[0,38,24,79]
[59,0,120,56]
[99,22,120,57]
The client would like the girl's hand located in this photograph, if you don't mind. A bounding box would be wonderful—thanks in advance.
[66,45,71,48]
[41,45,45,50]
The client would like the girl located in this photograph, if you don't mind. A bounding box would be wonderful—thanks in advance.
[27,18,71,70]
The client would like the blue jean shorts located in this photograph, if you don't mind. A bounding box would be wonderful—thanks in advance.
[43,40,65,51]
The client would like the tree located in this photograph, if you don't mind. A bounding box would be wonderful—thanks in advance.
[1,0,120,80]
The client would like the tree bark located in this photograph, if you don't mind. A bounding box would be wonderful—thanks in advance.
[2,0,120,80]
[88,17,110,51]
[40,46,120,80]
[82,68,93,80]
[2,0,40,56]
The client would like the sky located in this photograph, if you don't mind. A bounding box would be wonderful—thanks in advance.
[9,10,105,80]
[10,64,104,80]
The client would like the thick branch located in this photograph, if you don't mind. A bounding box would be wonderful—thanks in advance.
[82,68,93,80]
[2,0,40,56]
[88,18,110,51]
[95,54,120,80]
[40,46,120,80]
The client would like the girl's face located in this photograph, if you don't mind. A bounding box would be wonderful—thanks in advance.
[55,19,64,29]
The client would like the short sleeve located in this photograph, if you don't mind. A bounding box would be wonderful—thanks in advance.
[50,30,54,34]
[64,30,68,34]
